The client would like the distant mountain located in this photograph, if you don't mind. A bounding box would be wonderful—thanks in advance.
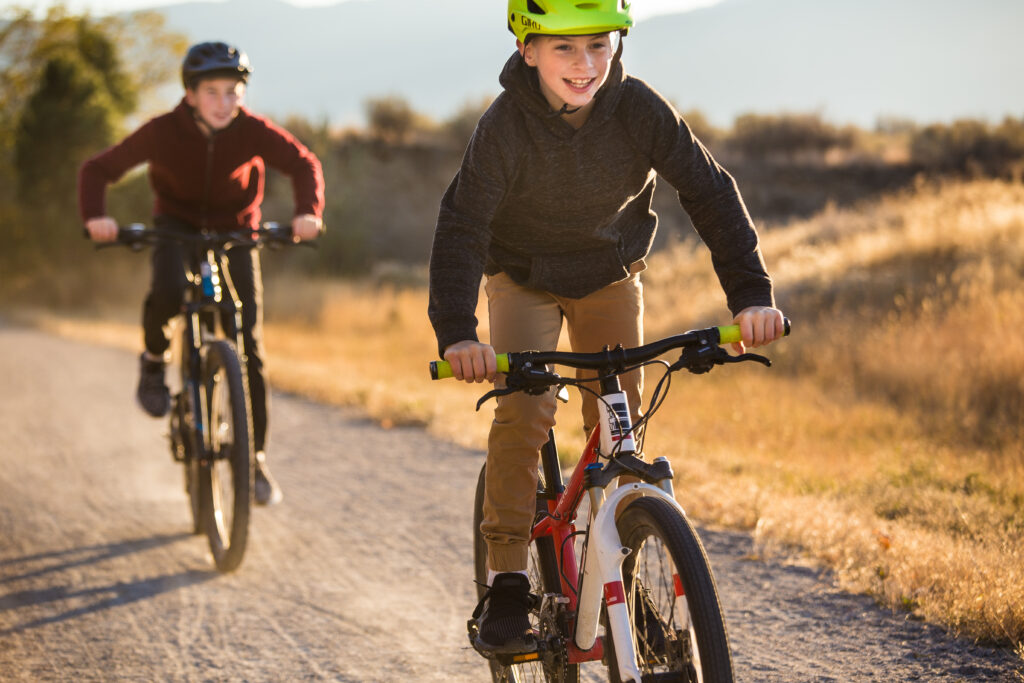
[141,0,1024,128]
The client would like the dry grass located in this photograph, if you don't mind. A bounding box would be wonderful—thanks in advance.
[15,178,1024,653]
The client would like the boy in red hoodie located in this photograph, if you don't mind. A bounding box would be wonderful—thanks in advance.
[78,42,325,506]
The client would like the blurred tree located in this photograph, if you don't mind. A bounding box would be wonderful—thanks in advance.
[679,108,720,148]
[910,117,1024,176]
[365,95,435,146]
[1,6,184,209]
[15,52,122,207]
[0,4,186,303]
[440,96,493,150]
[728,112,855,161]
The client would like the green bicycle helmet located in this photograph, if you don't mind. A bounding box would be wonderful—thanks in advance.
[507,0,634,44]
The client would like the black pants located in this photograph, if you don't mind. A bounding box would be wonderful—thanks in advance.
[142,216,269,452]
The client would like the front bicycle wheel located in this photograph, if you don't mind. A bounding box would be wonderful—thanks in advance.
[606,496,734,683]
[198,340,253,572]
[473,464,579,683]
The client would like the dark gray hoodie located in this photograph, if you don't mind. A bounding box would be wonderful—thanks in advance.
[428,50,773,354]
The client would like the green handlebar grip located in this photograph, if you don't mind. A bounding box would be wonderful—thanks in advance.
[717,325,743,345]
[430,354,511,380]
[717,317,791,345]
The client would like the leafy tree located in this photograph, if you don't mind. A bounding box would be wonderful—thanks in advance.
[0,4,186,302]
[15,52,122,206]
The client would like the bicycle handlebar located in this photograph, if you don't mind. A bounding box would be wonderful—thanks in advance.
[98,222,298,250]
[428,319,791,381]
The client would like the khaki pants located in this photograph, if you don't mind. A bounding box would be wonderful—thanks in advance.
[482,271,644,572]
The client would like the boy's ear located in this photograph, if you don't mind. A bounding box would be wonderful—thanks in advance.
[518,39,537,66]
[184,88,198,106]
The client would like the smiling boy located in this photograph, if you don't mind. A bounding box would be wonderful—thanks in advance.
[429,0,785,655]
[79,42,324,506]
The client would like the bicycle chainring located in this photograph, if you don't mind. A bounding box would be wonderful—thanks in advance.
[537,596,571,683]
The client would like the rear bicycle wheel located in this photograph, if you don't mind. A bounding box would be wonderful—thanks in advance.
[605,496,734,683]
[473,464,580,683]
[198,340,253,572]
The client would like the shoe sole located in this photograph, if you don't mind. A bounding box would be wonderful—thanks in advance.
[136,397,170,418]
[473,634,537,656]
[254,492,283,506]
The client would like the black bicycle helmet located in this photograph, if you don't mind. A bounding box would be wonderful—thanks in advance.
[181,41,252,88]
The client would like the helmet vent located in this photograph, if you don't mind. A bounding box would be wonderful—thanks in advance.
[526,0,546,14]
[575,2,600,7]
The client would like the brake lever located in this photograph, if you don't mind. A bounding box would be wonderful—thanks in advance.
[673,344,772,374]
[474,367,564,410]
[475,386,517,411]
[727,352,772,367]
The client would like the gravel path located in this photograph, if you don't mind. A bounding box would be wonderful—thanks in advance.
[0,326,1019,682]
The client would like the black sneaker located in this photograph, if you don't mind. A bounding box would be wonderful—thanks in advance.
[471,572,536,655]
[136,353,170,417]
[254,452,283,506]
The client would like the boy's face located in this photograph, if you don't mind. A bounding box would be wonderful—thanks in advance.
[519,33,616,113]
[185,77,246,131]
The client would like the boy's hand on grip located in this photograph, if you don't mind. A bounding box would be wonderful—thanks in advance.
[291,214,322,242]
[443,340,497,383]
[85,216,118,242]
[731,306,786,354]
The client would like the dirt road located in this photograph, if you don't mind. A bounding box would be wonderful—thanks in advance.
[0,325,1018,682]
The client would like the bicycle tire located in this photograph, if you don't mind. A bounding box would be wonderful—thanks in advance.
[605,496,734,683]
[198,340,253,572]
[473,464,580,683]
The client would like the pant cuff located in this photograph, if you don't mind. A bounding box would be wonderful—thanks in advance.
[486,542,529,573]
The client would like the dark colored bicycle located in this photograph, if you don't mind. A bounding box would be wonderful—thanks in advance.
[107,222,297,572]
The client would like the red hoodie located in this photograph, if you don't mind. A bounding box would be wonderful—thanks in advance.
[78,98,324,231]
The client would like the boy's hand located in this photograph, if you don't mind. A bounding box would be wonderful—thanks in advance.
[443,340,497,383]
[291,214,322,242]
[731,306,785,354]
[85,216,118,242]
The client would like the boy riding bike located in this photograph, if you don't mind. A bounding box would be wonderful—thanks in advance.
[78,41,325,506]
[427,0,785,656]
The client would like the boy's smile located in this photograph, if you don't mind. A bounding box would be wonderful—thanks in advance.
[520,33,615,122]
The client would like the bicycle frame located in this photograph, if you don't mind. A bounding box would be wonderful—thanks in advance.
[531,373,680,683]
[177,244,247,464]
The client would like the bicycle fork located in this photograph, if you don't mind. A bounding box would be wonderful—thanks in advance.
[576,480,687,682]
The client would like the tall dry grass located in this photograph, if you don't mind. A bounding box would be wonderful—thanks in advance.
[18,179,1024,653]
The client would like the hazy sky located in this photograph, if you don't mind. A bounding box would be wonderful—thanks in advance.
[21,0,723,21]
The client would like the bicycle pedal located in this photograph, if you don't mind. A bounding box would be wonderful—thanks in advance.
[497,650,542,666]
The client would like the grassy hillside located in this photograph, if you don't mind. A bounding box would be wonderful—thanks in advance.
[16,178,1024,654]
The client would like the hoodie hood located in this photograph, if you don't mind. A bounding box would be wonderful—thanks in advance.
[498,45,627,137]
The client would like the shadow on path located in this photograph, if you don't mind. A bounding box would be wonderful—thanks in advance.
[0,532,192,585]
[0,533,217,634]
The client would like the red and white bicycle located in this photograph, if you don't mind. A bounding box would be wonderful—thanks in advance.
[432,321,789,683]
